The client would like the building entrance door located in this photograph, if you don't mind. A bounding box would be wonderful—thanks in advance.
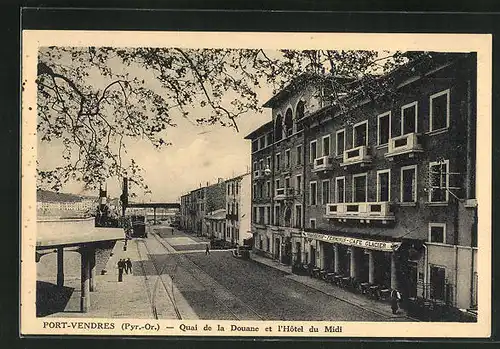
[430,265,446,301]
[310,245,316,267]
[295,242,301,264]
[283,237,292,265]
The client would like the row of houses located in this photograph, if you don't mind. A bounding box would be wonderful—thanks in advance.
[180,174,252,247]
[37,190,97,216]
[244,52,478,315]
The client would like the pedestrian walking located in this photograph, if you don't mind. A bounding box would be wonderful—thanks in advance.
[205,244,210,255]
[126,258,132,274]
[117,259,124,282]
[391,289,401,314]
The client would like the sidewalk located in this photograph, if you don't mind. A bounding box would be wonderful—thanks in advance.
[45,238,186,319]
[250,252,415,321]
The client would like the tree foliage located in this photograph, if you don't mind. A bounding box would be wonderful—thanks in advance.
[36,47,407,193]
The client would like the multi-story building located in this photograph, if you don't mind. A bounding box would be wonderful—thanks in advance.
[224,172,252,246]
[179,179,226,237]
[246,52,478,315]
[245,73,327,264]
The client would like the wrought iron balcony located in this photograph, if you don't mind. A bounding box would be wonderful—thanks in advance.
[325,201,394,223]
[385,133,423,160]
[341,145,372,168]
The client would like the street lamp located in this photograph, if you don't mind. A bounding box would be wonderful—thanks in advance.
[264,165,272,176]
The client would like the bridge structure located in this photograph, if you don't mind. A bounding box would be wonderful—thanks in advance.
[126,202,180,224]
[36,217,124,313]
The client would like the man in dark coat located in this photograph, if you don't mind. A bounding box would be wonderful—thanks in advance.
[125,258,132,274]
[391,289,401,314]
[205,244,210,255]
[117,259,124,282]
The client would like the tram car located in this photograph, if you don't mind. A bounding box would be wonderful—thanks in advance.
[130,215,147,238]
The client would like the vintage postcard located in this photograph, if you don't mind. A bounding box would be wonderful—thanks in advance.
[21,30,492,337]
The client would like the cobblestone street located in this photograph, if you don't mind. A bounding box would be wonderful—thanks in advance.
[147,226,400,321]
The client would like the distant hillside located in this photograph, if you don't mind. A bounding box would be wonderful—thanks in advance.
[37,190,97,203]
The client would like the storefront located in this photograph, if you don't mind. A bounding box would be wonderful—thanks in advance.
[303,231,402,290]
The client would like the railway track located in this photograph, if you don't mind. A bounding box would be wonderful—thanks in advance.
[150,230,264,321]
[135,237,182,320]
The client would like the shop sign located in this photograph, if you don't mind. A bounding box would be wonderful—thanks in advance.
[302,232,400,252]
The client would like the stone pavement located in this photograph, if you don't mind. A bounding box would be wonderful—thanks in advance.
[44,237,197,319]
[250,252,416,321]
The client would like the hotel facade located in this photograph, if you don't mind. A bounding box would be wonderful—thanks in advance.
[245,52,478,314]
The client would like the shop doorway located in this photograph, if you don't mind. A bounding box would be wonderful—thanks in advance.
[310,245,316,267]
[322,243,334,271]
[407,261,418,298]
[430,265,446,301]
[338,245,349,275]
[359,250,369,282]
[274,237,281,260]
[282,237,292,265]
[295,242,302,264]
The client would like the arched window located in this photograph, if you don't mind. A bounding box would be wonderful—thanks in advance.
[284,108,293,137]
[296,100,305,120]
[274,114,283,141]
[296,100,305,132]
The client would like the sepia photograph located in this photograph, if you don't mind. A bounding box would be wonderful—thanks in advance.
[20,30,492,337]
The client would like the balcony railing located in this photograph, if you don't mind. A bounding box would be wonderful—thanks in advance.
[274,187,295,201]
[325,201,394,223]
[385,132,423,159]
[341,145,372,168]
[313,156,334,172]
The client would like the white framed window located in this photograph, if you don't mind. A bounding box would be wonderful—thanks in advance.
[310,140,317,163]
[296,174,302,194]
[274,204,280,226]
[377,111,391,145]
[335,176,346,203]
[400,165,417,202]
[275,152,281,171]
[429,223,446,244]
[295,204,302,228]
[309,181,318,206]
[352,173,368,202]
[285,148,291,168]
[322,135,331,156]
[275,179,281,196]
[259,159,264,170]
[310,219,316,229]
[253,183,257,199]
[296,145,303,165]
[401,101,418,135]
[259,136,265,149]
[285,177,291,191]
[266,206,271,225]
[252,161,257,171]
[266,181,271,198]
[377,169,391,202]
[429,160,449,203]
[336,129,345,156]
[353,120,368,147]
[430,89,450,132]
[266,156,271,169]
[321,179,330,205]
